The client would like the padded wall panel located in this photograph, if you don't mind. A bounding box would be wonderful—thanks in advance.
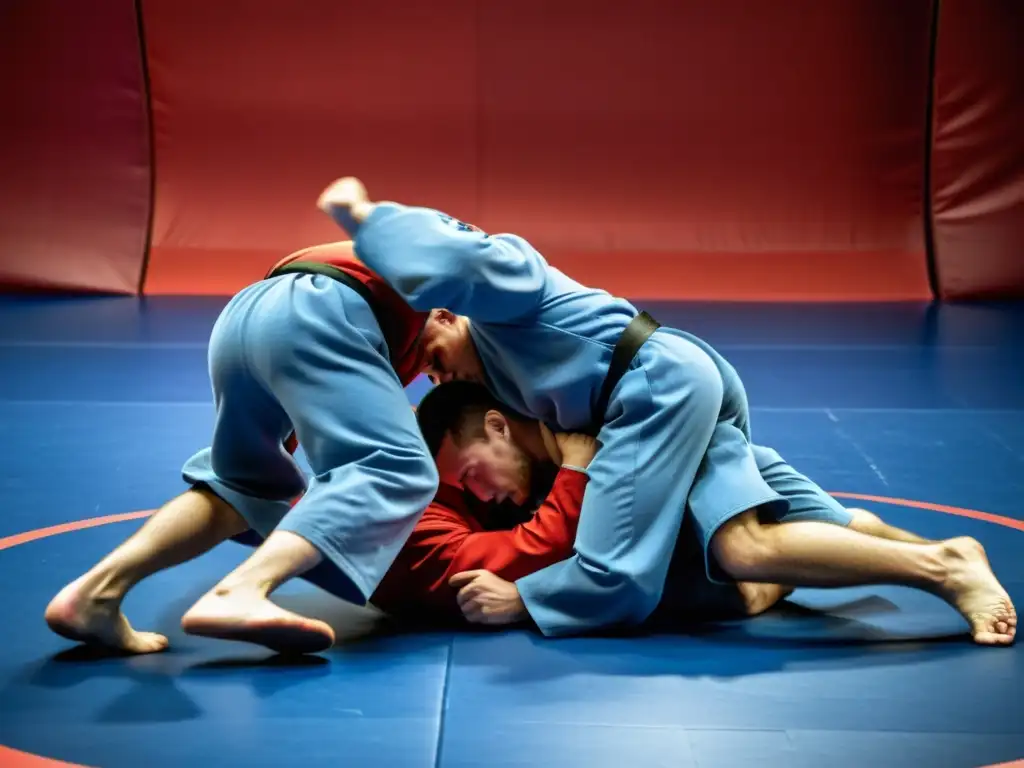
[140,0,478,294]
[930,0,1024,300]
[473,0,934,300]
[0,0,151,294]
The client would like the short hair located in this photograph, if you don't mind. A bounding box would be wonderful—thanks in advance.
[415,381,524,457]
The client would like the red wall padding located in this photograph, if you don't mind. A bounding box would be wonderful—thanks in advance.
[930,0,1024,300]
[140,0,934,300]
[472,0,932,301]
[141,0,480,295]
[0,0,151,294]
[3,1,1021,301]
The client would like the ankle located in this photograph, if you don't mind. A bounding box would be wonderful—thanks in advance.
[210,577,273,600]
[78,566,131,605]
[918,542,955,591]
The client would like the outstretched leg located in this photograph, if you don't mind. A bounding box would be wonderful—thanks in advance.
[693,441,1013,643]
[515,334,726,634]
[45,487,246,653]
[728,513,929,616]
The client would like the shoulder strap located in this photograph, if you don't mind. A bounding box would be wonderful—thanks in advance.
[267,260,401,361]
[589,310,661,434]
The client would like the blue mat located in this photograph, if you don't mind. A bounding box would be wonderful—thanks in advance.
[1,298,1022,768]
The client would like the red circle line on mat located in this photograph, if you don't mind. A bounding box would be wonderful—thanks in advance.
[830,492,1024,532]
[0,510,154,552]
[0,494,1021,768]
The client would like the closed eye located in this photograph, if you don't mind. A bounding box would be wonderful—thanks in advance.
[426,354,446,385]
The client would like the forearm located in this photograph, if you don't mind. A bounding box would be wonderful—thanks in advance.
[343,203,548,321]
[448,468,587,581]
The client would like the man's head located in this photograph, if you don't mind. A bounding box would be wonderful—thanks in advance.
[416,381,536,506]
[418,310,486,386]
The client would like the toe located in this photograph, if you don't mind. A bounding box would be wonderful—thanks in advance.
[971,617,1016,646]
[131,632,170,653]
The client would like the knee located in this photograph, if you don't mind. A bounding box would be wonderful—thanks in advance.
[847,507,882,534]
[685,351,725,416]
[710,511,775,580]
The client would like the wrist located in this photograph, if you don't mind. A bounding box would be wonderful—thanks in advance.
[352,200,377,224]
[560,463,589,476]
[514,591,528,621]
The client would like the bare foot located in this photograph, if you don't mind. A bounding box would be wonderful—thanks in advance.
[181,589,335,655]
[44,576,169,654]
[937,537,1017,646]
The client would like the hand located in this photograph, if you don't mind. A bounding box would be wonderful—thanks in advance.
[448,570,527,625]
[554,431,598,469]
[538,422,561,463]
[316,177,376,235]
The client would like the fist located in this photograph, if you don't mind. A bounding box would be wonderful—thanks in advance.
[317,176,367,211]
[448,570,526,625]
[317,177,375,235]
[554,431,598,468]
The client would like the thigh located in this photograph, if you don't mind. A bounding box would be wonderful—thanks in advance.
[549,336,723,615]
[667,329,754,439]
[258,277,438,601]
[182,282,307,535]
[207,345,305,501]
[687,422,788,561]
[262,275,431,480]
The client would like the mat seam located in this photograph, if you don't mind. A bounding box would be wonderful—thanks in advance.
[432,637,455,768]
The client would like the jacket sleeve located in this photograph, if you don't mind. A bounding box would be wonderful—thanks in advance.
[377,468,588,616]
[348,202,549,322]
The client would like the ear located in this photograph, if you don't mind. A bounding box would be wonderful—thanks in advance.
[483,409,510,440]
[433,308,457,326]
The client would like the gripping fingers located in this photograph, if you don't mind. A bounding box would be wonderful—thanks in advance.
[456,582,486,609]
[455,581,496,624]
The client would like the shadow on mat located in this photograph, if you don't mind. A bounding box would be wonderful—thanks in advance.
[19,575,979,702]
[14,647,337,725]
[436,588,977,688]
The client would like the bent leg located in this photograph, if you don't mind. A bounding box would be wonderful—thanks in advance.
[173,278,336,652]
[711,509,1016,645]
[516,333,725,636]
[848,508,931,544]
[689,444,1014,642]
[717,448,987,591]
[651,530,795,623]
[45,488,246,653]
[182,276,437,652]
[268,276,438,603]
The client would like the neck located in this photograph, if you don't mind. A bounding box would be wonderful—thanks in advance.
[457,316,487,386]
[507,420,559,466]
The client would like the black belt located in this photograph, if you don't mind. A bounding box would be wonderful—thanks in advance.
[266,260,402,361]
[269,259,658,434]
[587,310,661,436]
